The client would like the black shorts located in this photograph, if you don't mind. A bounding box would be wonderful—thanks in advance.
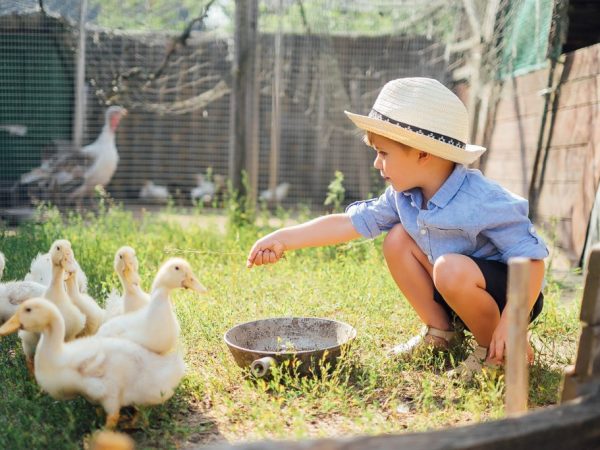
[433,256,544,329]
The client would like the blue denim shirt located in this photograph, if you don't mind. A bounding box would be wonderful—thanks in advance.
[346,164,548,264]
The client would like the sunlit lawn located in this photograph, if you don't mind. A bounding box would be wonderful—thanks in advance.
[0,203,581,449]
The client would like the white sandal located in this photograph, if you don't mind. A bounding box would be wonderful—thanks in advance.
[388,325,459,357]
[447,345,493,380]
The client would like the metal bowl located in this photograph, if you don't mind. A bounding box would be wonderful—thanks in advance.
[224,317,357,377]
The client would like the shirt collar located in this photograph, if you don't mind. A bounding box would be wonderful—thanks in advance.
[428,164,467,208]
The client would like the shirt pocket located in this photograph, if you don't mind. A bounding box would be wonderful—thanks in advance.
[427,226,476,256]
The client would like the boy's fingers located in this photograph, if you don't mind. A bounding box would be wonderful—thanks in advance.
[488,340,496,360]
[247,243,260,267]
[268,250,276,264]
[255,250,264,266]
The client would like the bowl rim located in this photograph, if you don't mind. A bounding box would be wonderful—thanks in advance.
[223,316,357,356]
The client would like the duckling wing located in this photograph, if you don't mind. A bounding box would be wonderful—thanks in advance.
[96,310,138,338]
[104,289,124,319]
[76,350,108,378]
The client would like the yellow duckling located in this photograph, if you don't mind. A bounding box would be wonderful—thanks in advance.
[0,298,185,429]
[105,246,150,317]
[97,258,206,354]
[19,240,86,370]
[65,270,105,336]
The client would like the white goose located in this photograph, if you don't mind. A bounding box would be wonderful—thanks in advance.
[19,240,86,371]
[0,298,185,429]
[97,258,206,354]
[18,106,127,207]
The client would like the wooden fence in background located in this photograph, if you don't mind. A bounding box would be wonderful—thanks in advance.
[482,43,600,268]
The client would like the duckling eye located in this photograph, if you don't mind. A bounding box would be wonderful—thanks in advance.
[175,266,180,271]
[56,246,61,251]
[25,307,31,313]
[119,255,123,259]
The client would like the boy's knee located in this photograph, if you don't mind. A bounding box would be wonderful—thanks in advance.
[383,224,411,257]
[433,254,470,296]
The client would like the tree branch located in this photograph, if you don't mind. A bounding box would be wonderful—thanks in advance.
[152,0,218,79]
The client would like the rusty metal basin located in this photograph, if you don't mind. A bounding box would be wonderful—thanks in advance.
[224,317,357,377]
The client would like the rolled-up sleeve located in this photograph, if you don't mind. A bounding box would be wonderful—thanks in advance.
[480,192,549,263]
[345,188,401,239]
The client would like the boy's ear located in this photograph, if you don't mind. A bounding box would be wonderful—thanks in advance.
[417,151,430,162]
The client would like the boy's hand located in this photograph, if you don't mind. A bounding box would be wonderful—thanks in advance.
[247,236,286,268]
[488,318,508,364]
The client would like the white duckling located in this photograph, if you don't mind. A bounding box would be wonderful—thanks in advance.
[108,246,150,315]
[65,271,105,336]
[0,252,45,322]
[0,251,5,280]
[19,240,86,370]
[97,258,206,354]
[0,298,185,429]
[0,279,46,322]
[25,251,88,293]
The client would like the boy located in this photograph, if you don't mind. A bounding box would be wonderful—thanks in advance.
[246,78,547,378]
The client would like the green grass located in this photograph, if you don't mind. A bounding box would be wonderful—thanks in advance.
[0,203,582,449]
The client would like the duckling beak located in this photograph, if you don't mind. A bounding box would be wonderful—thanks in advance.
[0,313,21,336]
[123,261,140,285]
[62,253,77,274]
[182,276,207,294]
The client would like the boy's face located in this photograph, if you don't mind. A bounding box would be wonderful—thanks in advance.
[369,133,423,192]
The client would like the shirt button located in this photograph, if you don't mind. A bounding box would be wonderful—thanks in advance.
[420,228,426,235]
[410,201,416,207]
[530,226,535,233]
[427,255,433,263]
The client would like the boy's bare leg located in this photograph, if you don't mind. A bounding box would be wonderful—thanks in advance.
[383,224,451,332]
[432,254,500,347]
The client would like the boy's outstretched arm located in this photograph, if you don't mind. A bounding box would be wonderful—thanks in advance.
[246,213,361,268]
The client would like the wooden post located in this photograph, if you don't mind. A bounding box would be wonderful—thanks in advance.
[229,0,258,194]
[268,0,283,206]
[505,257,531,416]
[562,244,600,402]
[72,0,88,150]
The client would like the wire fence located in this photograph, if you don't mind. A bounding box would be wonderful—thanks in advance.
[0,0,560,214]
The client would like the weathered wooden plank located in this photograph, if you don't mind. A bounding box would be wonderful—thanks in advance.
[574,324,600,380]
[562,42,600,81]
[488,116,542,151]
[549,104,596,147]
[580,246,600,325]
[495,92,546,122]
[497,68,550,99]
[201,391,600,450]
[555,75,600,110]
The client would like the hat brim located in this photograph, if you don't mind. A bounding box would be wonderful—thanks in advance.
[344,111,486,165]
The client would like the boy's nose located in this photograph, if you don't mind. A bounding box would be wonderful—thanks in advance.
[373,155,382,170]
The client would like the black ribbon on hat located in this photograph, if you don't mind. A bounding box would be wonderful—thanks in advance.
[369,109,466,149]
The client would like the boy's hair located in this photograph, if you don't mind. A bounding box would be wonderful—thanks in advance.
[363,131,412,152]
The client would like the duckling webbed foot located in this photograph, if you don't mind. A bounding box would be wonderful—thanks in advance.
[118,407,142,430]
[105,411,120,430]
[26,357,35,376]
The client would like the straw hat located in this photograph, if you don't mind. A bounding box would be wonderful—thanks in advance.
[344,77,486,165]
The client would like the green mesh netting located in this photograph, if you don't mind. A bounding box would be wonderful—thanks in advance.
[0,17,74,184]
[499,0,555,79]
